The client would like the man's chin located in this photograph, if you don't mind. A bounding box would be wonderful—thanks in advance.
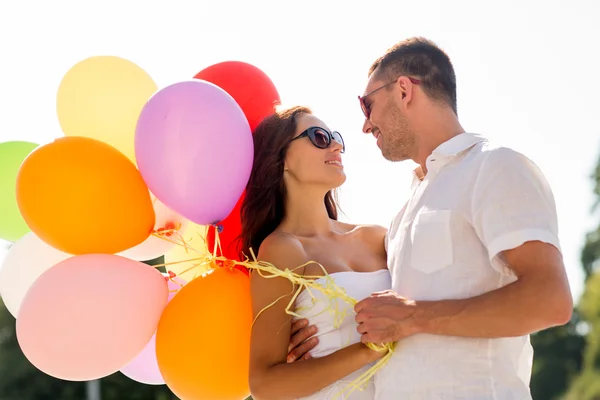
[381,148,405,162]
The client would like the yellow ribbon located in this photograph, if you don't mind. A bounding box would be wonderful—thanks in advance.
[150,225,395,399]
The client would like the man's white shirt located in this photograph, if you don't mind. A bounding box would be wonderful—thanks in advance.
[375,133,560,400]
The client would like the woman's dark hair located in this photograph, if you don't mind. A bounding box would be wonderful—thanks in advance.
[239,106,339,257]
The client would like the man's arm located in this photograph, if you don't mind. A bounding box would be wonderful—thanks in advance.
[355,240,571,342]
[355,148,573,343]
[415,240,571,337]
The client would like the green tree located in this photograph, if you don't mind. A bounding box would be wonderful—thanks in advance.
[529,151,600,399]
[530,311,585,400]
[563,272,600,400]
[560,151,600,400]
[580,151,600,282]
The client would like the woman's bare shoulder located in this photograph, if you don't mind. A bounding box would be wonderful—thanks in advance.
[356,223,388,236]
[257,231,309,271]
[339,222,388,252]
[335,220,387,238]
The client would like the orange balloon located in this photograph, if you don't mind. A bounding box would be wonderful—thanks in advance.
[16,137,155,255]
[156,267,251,400]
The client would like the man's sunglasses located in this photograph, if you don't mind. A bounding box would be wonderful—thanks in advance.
[358,77,421,119]
[290,126,345,153]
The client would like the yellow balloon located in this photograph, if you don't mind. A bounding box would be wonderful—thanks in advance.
[56,56,157,163]
[164,223,210,282]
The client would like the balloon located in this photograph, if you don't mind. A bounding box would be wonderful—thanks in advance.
[120,276,186,385]
[164,223,210,283]
[0,232,71,317]
[135,80,253,225]
[156,267,252,400]
[207,192,244,262]
[16,136,155,255]
[16,254,168,381]
[118,195,188,261]
[0,141,38,242]
[194,61,281,131]
[56,55,157,163]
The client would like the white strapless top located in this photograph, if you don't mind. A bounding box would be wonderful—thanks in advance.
[293,269,392,400]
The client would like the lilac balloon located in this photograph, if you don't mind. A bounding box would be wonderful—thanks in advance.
[120,335,163,385]
[135,80,253,225]
[120,277,186,385]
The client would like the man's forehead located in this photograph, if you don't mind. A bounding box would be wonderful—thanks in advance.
[362,74,385,96]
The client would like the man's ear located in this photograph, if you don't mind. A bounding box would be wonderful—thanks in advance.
[397,76,415,104]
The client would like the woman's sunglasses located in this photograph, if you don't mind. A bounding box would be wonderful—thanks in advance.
[290,126,345,153]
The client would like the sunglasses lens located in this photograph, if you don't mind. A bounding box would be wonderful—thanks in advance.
[332,131,344,145]
[333,131,345,153]
[310,129,330,149]
[359,97,369,118]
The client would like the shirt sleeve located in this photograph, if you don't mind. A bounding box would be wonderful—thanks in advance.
[384,230,389,253]
[471,147,561,262]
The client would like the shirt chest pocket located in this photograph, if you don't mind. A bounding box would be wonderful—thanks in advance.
[410,210,453,274]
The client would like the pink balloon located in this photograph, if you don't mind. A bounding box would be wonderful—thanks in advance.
[16,254,168,381]
[119,276,186,385]
[135,79,253,226]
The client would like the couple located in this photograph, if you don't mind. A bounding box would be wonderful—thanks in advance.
[240,37,573,400]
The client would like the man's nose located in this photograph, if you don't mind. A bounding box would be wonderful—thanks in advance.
[362,118,374,134]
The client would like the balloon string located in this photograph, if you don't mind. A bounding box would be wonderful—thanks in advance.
[148,224,395,398]
[145,226,213,279]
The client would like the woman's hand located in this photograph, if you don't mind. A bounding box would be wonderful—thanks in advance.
[287,318,319,363]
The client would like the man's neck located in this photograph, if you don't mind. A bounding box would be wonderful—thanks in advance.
[413,108,465,174]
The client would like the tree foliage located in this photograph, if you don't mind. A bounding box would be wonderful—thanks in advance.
[530,311,585,400]
[563,272,600,400]
[530,150,600,399]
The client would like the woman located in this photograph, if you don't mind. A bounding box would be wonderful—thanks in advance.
[240,106,391,400]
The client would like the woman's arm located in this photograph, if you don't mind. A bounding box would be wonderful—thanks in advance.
[285,224,389,364]
[360,224,388,259]
[249,233,383,400]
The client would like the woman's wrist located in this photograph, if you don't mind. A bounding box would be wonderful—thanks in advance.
[355,343,386,362]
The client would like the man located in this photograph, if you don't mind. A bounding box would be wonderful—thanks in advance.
[287,37,573,399]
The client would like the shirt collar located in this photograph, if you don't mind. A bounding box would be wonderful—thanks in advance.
[431,132,487,158]
[412,133,487,186]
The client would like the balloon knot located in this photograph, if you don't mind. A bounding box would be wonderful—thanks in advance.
[155,221,180,237]
[215,259,236,270]
[210,222,224,233]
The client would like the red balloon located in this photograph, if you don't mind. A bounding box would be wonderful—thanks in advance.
[197,61,279,272]
[207,192,245,267]
[194,61,281,131]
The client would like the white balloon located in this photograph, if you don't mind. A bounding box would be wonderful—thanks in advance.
[0,232,71,317]
[117,196,189,261]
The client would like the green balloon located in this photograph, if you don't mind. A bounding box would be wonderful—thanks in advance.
[0,141,39,242]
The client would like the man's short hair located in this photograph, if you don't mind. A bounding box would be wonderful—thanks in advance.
[370,37,457,114]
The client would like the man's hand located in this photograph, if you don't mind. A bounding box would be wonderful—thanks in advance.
[354,290,422,344]
[286,318,319,363]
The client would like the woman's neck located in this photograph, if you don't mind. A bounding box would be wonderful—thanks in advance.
[279,186,334,237]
